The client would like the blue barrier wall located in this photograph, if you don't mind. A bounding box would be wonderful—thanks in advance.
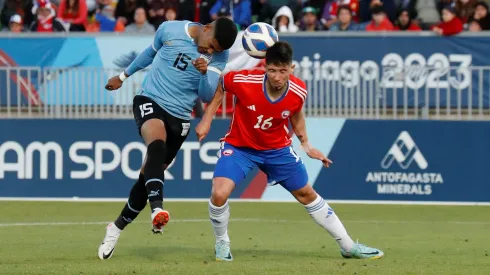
[0,118,489,203]
[1,34,489,108]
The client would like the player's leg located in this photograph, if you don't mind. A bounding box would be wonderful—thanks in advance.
[98,96,166,260]
[266,147,384,259]
[98,173,148,260]
[288,182,384,259]
[148,109,191,233]
[128,95,174,233]
[209,143,256,261]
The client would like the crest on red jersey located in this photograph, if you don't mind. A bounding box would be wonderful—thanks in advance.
[281,110,291,119]
[223,149,234,156]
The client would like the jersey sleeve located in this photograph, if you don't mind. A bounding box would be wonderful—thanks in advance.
[208,50,229,75]
[221,70,240,96]
[289,78,308,114]
[152,22,170,52]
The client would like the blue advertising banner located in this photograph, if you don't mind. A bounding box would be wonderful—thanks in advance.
[0,118,489,203]
[0,119,230,198]
[314,120,490,202]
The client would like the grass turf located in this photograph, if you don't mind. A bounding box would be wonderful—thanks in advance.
[0,201,489,275]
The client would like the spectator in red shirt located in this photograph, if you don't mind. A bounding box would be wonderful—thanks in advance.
[432,5,463,36]
[57,0,87,31]
[394,8,421,31]
[29,0,67,32]
[366,4,394,31]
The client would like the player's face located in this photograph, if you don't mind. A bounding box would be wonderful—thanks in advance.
[197,24,224,54]
[266,63,294,91]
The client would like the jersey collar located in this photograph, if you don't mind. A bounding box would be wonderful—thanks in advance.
[185,22,202,44]
[263,74,289,104]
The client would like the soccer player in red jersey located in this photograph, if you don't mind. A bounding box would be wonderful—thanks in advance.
[195,42,384,261]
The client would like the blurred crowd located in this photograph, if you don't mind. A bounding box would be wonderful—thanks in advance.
[1,0,489,35]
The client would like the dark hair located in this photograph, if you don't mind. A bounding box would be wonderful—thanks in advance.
[64,0,80,16]
[337,5,351,17]
[214,17,238,50]
[265,41,293,65]
[371,4,385,15]
[475,1,489,11]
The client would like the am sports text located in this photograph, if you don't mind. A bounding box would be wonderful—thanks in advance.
[0,141,220,180]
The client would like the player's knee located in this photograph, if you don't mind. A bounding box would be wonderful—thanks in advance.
[147,140,167,164]
[292,184,317,205]
[211,178,234,206]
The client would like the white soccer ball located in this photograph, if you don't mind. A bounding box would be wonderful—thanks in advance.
[242,23,279,59]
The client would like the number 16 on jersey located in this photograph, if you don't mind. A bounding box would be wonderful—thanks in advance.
[254,115,273,130]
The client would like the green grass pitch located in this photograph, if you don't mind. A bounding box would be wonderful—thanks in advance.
[0,201,489,275]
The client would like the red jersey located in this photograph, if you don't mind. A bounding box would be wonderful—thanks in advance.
[222,69,307,151]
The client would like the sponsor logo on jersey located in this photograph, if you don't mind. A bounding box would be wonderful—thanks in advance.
[247,105,256,111]
[281,110,290,119]
[223,149,233,156]
[365,131,443,196]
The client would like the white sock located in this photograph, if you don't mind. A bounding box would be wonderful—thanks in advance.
[305,195,355,251]
[208,200,230,242]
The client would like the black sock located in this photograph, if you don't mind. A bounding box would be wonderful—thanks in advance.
[115,174,147,230]
[144,140,166,212]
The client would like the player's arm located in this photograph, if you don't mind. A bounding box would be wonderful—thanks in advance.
[290,110,332,168]
[105,23,168,90]
[193,51,229,103]
[197,69,221,103]
[195,77,225,141]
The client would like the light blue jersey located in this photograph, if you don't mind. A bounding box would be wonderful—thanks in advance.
[124,20,229,120]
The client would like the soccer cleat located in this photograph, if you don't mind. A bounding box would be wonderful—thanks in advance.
[215,240,233,261]
[151,208,170,234]
[341,242,384,260]
[98,222,121,260]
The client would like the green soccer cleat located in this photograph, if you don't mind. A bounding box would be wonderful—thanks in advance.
[215,240,233,262]
[341,242,384,259]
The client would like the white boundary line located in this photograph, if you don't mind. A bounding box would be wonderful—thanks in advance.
[1,218,489,227]
[0,197,489,206]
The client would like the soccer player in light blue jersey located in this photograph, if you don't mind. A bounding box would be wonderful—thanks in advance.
[98,18,238,260]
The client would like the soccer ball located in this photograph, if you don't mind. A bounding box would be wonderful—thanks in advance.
[242,23,279,59]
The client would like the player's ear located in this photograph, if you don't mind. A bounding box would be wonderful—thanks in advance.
[291,63,296,70]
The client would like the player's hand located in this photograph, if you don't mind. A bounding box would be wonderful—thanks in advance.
[192,58,208,75]
[105,75,123,90]
[306,148,333,168]
[195,121,211,142]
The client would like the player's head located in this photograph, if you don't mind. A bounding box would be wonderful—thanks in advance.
[265,41,295,91]
[197,17,238,54]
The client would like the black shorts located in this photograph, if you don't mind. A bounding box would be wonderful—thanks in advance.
[133,95,191,165]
